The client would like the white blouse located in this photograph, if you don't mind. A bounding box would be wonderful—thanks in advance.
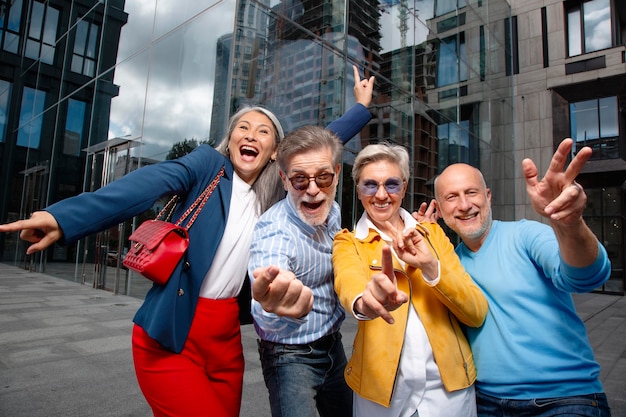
[199,173,258,299]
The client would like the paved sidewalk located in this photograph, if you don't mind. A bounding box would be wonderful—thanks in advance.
[0,263,624,416]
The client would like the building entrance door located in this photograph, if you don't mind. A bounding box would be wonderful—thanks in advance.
[16,162,49,271]
[76,137,140,294]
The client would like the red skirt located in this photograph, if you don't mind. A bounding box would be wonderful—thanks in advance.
[132,297,244,417]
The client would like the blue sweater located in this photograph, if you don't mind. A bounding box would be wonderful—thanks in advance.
[457,220,610,399]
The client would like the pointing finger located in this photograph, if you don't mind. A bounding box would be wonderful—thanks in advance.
[382,245,394,282]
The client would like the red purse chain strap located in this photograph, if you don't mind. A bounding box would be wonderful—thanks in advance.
[155,166,225,230]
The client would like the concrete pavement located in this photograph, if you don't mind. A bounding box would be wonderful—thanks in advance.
[0,263,624,416]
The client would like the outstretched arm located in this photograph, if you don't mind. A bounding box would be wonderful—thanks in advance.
[522,138,598,267]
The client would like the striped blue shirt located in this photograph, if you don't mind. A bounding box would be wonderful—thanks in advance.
[248,195,345,344]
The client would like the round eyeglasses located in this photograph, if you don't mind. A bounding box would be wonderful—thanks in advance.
[358,177,404,196]
[288,172,335,191]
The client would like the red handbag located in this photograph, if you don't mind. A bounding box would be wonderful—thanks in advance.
[123,167,224,284]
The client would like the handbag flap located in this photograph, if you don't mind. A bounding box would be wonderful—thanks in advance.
[127,220,188,251]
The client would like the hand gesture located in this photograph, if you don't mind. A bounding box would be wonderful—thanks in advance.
[0,211,62,255]
[522,138,589,225]
[385,221,438,278]
[252,266,314,319]
[412,199,439,223]
[355,246,408,324]
[353,65,375,108]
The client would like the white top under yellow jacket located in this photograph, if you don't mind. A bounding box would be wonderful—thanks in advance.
[332,214,488,408]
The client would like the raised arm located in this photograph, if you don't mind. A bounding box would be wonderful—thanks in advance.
[352,64,375,107]
[325,65,374,144]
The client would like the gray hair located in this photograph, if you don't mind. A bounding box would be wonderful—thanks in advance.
[215,106,285,213]
[277,125,343,172]
[352,142,410,183]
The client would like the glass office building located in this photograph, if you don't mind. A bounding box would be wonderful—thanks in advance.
[0,0,624,296]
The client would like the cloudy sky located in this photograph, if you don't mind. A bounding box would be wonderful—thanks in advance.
[107,0,236,160]
[379,0,434,53]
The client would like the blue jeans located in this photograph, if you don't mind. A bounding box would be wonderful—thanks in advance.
[476,389,612,417]
[257,332,352,417]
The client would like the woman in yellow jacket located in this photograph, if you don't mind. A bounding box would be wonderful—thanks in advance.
[332,143,488,417]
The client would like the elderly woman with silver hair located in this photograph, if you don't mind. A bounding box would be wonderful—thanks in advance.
[332,142,488,417]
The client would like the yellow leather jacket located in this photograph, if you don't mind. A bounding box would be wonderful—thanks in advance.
[332,222,488,407]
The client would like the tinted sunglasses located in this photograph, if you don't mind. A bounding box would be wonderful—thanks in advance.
[288,172,335,191]
[358,177,404,196]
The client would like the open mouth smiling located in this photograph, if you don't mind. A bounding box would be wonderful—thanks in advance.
[240,146,259,160]
[303,201,323,210]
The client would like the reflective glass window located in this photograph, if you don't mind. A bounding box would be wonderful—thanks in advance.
[17,86,46,149]
[567,0,611,56]
[1,0,22,53]
[570,96,619,159]
[438,120,470,167]
[436,0,467,17]
[72,19,100,77]
[567,9,582,56]
[0,80,10,143]
[25,1,59,65]
[437,33,467,87]
[64,99,87,156]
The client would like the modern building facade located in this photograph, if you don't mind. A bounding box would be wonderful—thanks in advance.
[0,0,623,296]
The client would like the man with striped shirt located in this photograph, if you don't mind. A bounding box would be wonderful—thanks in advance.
[248,125,352,417]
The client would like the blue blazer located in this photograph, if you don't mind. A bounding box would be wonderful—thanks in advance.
[47,104,372,352]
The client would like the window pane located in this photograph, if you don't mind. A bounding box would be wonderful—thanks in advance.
[570,99,599,142]
[74,20,88,55]
[598,97,618,138]
[17,87,45,149]
[7,0,23,31]
[567,9,582,56]
[0,80,10,143]
[84,58,95,77]
[64,99,87,156]
[25,39,39,60]
[437,37,457,87]
[603,186,622,216]
[459,38,467,82]
[40,44,54,64]
[87,24,99,59]
[436,0,456,16]
[71,55,84,73]
[43,6,59,45]
[29,2,44,39]
[3,32,19,53]
[583,0,611,53]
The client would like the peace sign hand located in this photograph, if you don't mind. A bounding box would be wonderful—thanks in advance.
[522,138,589,225]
